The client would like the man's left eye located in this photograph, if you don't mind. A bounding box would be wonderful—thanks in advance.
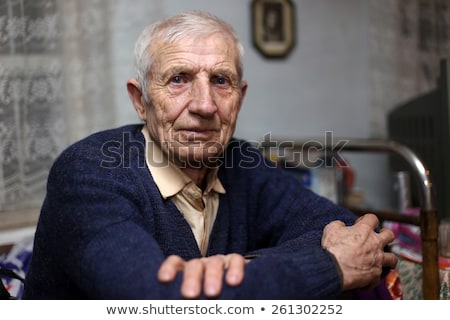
[212,76,228,85]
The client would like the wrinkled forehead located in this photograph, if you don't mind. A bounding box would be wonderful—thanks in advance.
[150,32,239,68]
[153,31,235,54]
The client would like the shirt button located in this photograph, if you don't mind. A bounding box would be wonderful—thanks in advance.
[192,191,202,199]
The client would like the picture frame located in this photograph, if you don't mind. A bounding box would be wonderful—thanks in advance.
[251,0,296,58]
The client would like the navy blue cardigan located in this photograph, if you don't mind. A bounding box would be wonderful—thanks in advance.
[23,124,357,299]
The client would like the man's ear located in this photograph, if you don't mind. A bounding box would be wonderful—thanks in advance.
[237,80,248,112]
[127,78,147,121]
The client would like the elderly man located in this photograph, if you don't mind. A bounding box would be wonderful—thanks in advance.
[23,11,396,299]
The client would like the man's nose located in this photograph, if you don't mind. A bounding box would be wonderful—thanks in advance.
[188,79,217,117]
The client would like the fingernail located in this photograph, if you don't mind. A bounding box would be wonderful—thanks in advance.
[158,271,171,282]
[227,273,239,285]
[205,284,218,296]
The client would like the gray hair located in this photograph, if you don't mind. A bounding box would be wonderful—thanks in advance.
[133,10,245,102]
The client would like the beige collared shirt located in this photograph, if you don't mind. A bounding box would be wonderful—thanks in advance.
[141,126,226,256]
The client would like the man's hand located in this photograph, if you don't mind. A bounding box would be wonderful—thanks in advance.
[157,253,246,299]
[321,213,398,291]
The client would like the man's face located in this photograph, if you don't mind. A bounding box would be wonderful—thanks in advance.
[144,34,247,168]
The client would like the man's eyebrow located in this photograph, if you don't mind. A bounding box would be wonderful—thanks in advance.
[161,64,196,76]
[210,66,239,81]
[211,61,235,72]
[211,67,233,75]
[209,64,238,76]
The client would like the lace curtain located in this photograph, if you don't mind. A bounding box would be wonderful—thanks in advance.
[0,0,115,219]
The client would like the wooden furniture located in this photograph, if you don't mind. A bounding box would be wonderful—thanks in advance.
[263,138,440,299]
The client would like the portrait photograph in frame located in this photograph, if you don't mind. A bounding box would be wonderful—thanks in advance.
[251,0,296,58]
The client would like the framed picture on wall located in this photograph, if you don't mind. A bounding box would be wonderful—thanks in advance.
[251,0,296,58]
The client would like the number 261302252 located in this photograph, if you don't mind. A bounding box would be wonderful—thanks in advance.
[271,304,343,315]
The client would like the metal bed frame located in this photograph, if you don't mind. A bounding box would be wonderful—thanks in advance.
[263,138,440,299]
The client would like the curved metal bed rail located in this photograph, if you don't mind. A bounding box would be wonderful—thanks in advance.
[263,138,440,299]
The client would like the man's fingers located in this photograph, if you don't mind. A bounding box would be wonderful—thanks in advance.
[202,254,246,297]
[181,259,204,299]
[383,252,398,269]
[157,255,185,283]
[225,253,245,286]
[203,255,226,297]
[354,213,379,229]
[158,254,247,298]
[378,227,396,243]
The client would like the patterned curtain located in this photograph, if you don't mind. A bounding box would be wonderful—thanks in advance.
[0,0,114,219]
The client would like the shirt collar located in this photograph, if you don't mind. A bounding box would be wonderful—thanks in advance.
[141,126,226,199]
